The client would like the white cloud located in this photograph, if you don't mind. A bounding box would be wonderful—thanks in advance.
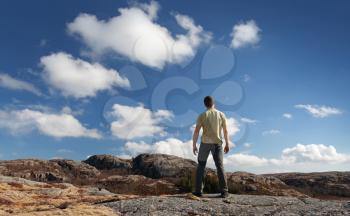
[241,117,257,124]
[225,153,269,167]
[295,104,342,118]
[0,108,101,139]
[230,20,261,49]
[124,140,154,156]
[40,52,129,98]
[224,143,350,173]
[283,113,292,119]
[262,129,280,136]
[61,106,84,116]
[0,73,42,96]
[110,104,173,140]
[67,1,211,69]
[281,143,349,163]
[124,138,194,159]
[226,117,240,137]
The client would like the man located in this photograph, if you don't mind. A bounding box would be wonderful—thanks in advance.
[192,96,230,198]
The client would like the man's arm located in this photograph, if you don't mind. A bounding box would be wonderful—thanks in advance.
[192,124,201,155]
[223,126,230,153]
[222,113,230,154]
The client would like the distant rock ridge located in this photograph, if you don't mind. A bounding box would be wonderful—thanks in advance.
[266,172,350,198]
[0,153,350,199]
[83,154,132,171]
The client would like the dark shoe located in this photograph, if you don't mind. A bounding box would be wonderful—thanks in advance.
[192,192,203,197]
[220,191,229,198]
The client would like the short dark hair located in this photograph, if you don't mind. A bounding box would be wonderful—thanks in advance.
[204,96,214,108]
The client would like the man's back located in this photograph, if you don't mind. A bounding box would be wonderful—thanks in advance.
[197,108,226,145]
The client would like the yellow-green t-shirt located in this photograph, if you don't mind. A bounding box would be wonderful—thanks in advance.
[196,108,227,145]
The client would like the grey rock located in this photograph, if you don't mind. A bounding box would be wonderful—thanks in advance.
[132,153,197,179]
[103,194,350,216]
[84,155,132,174]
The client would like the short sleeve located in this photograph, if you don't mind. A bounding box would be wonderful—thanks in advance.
[196,114,203,127]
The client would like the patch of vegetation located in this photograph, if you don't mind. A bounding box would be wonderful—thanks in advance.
[177,171,220,193]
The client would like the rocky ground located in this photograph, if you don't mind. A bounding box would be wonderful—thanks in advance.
[1,153,350,215]
[1,175,349,215]
[104,194,350,216]
[0,175,138,215]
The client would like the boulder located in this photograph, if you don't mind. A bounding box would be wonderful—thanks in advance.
[83,155,132,175]
[132,154,197,179]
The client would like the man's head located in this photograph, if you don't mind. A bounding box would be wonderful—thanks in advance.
[204,96,215,109]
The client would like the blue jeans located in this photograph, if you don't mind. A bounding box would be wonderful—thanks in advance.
[195,143,228,194]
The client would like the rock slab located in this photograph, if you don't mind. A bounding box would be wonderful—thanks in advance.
[104,193,350,216]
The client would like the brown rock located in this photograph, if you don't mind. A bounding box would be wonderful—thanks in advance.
[0,159,100,184]
[267,172,350,198]
[132,154,197,179]
[97,175,178,195]
[0,175,135,215]
[225,172,305,197]
[83,155,132,175]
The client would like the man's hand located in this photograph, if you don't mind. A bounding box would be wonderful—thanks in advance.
[193,145,198,155]
[224,144,230,154]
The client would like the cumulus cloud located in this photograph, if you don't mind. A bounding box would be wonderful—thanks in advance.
[295,104,342,118]
[226,117,240,137]
[0,108,101,138]
[67,1,211,69]
[281,143,349,163]
[225,153,269,167]
[262,129,280,136]
[124,138,194,159]
[110,104,173,140]
[240,117,257,124]
[230,20,261,49]
[283,113,292,119]
[40,52,129,98]
[0,73,42,96]
[224,143,350,173]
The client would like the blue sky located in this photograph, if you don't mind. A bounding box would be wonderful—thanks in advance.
[0,0,349,173]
